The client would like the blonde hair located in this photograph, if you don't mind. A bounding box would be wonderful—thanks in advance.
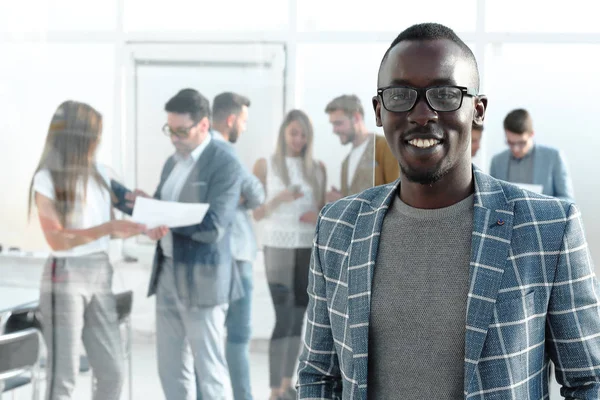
[272,109,324,207]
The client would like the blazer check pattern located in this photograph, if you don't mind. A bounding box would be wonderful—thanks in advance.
[297,167,600,399]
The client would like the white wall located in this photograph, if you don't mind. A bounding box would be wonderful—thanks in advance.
[296,43,389,189]
[0,42,116,252]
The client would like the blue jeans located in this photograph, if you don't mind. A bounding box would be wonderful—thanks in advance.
[197,260,253,400]
[226,261,254,400]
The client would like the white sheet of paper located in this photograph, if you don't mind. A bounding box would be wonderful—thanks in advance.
[131,197,209,229]
[515,183,544,194]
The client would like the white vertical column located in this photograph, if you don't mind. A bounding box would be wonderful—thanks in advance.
[112,0,126,261]
[284,0,298,112]
[475,0,489,173]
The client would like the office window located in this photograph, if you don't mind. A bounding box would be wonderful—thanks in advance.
[486,0,600,33]
[124,0,288,32]
[297,0,477,32]
[0,0,117,32]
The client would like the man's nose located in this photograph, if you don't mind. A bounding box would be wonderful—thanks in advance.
[407,97,438,126]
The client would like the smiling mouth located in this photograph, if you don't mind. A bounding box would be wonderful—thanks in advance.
[406,138,443,149]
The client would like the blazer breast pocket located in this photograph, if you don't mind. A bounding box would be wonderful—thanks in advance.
[493,290,536,324]
[183,181,208,202]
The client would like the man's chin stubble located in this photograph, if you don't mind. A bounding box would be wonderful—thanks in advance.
[400,165,448,186]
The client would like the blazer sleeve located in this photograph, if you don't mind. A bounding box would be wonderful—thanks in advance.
[110,156,175,215]
[297,207,343,399]
[170,155,242,244]
[376,136,400,185]
[547,204,600,398]
[110,179,133,216]
[552,150,575,202]
[489,155,498,179]
[240,167,265,210]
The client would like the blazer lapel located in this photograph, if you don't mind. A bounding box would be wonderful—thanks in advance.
[463,168,515,393]
[498,151,510,182]
[532,146,545,187]
[349,137,375,194]
[178,140,214,202]
[341,157,350,196]
[154,156,177,200]
[347,181,398,396]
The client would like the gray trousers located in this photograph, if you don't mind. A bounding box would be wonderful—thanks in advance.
[39,253,124,400]
[155,257,232,400]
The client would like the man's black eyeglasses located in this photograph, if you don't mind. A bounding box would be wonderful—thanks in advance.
[377,85,478,113]
[162,123,196,139]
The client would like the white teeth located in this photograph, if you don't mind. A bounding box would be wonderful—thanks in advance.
[409,138,440,148]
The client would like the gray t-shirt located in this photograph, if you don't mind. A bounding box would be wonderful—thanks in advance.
[368,193,474,399]
[507,146,535,184]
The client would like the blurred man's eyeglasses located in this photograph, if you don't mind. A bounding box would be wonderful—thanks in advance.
[377,85,478,113]
[162,123,195,139]
[507,140,528,149]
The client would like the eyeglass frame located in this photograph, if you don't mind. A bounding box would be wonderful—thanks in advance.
[376,85,479,113]
[506,139,530,149]
[162,122,198,139]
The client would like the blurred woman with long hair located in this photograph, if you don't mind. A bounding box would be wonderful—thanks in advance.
[29,100,146,400]
[253,109,326,400]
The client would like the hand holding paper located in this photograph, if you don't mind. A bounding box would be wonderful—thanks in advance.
[132,197,209,229]
[146,225,169,240]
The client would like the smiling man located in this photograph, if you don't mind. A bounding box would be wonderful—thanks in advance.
[297,23,600,399]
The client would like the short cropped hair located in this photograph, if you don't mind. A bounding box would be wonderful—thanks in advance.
[503,109,533,135]
[212,92,251,123]
[165,88,211,123]
[379,23,480,90]
[325,94,365,118]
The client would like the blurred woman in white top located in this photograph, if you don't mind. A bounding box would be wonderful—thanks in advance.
[253,109,326,400]
[29,100,147,400]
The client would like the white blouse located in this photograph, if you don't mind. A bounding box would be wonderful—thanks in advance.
[261,156,320,249]
[33,164,112,257]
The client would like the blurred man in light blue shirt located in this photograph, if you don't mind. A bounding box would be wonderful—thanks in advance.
[209,92,265,400]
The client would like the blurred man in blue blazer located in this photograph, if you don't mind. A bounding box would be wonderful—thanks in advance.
[117,89,243,400]
[489,108,575,202]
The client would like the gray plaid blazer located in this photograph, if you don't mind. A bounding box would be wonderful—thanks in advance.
[298,166,600,399]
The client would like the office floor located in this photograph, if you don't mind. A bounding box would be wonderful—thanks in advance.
[0,252,276,399]
[7,335,273,399]
[5,336,564,400]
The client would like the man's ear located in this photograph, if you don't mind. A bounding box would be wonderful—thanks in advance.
[226,114,236,128]
[198,116,210,132]
[372,96,382,127]
[472,95,487,130]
